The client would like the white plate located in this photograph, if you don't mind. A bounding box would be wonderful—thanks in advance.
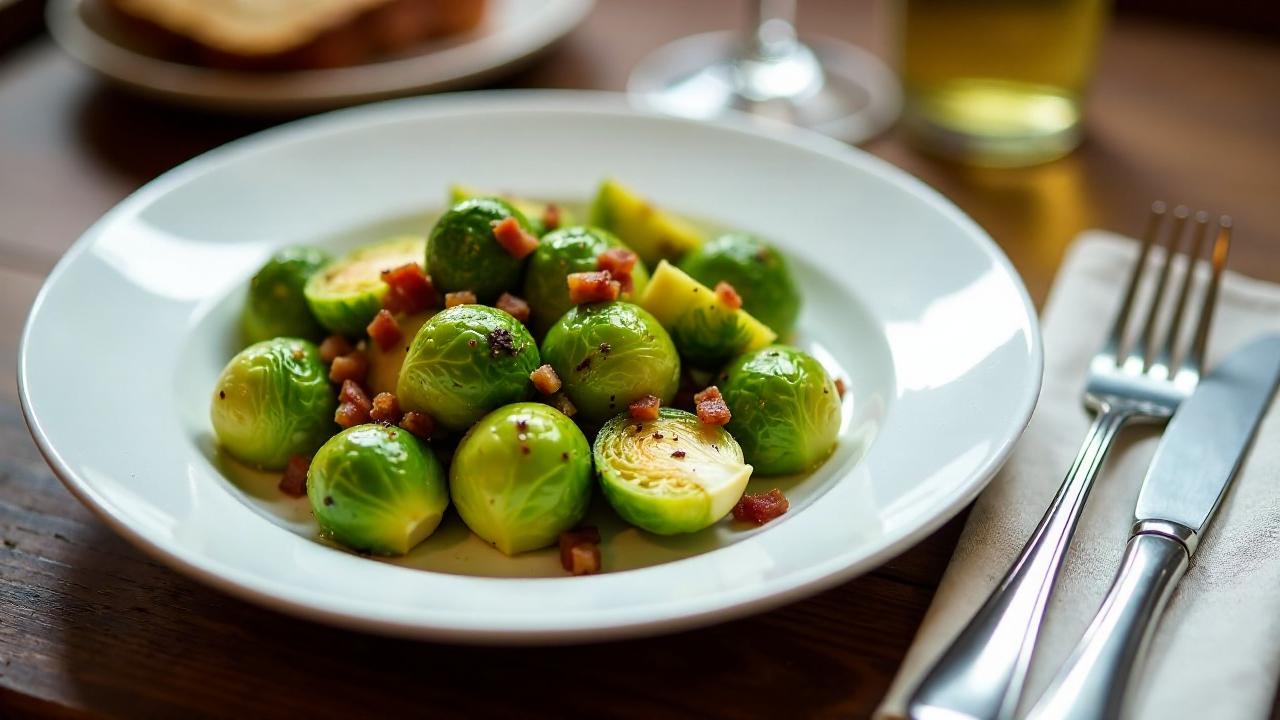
[47,0,593,112]
[19,92,1042,643]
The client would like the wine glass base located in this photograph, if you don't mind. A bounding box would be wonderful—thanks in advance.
[628,31,901,145]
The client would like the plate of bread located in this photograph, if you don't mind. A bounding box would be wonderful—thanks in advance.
[47,0,593,112]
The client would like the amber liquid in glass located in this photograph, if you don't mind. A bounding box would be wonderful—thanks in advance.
[902,0,1108,166]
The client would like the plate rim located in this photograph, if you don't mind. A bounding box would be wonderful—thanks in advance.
[18,90,1044,643]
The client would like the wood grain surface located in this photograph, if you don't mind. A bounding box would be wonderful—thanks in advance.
[1,1,1278,717]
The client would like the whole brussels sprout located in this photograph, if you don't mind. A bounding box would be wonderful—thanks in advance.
[367,310,433,395]
[303,235,425,336]
[211,338,336,470]
[450,403,593,555]
[540,302,680,426]
[396,305,540,432]
[678,233,801,338]
[718,345,841,474]
[448,184,576,236]
[523,226,651,336]
[307,424,449,555]
[242,246,331,344]
[427,197,532,302]
[594,408,751,534]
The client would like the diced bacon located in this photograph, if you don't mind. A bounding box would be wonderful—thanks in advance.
[694,385,731,425]
[335,402,368,428]
[628,394,660,422]
[335,380,372,428]
[380,263,437,314]
[329,352,369,385]
[319,335,353,364]
[530,364,562,395]
[596,247,638,277]
[567,270,621,305]
[559,527,602,576]
[714,281,743,310]
[551,393,577,418]
[278,455,310,498]
[495,292,531,323]
[835,377,847,398]
[369,392,401,424]
[541,204,562,232]
[491,217,540,259]
[732,489,790,524]
[399,411,435,440]
[366,309,403,351]
[445,291,477,308]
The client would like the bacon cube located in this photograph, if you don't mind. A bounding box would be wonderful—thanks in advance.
[399,411,436,440]
[491,217,540,259]
[328,351,369,385]
[530,364,562,395]
[495,292,531,323]
[732,489,790,524]
[278,455,310,498]
[366,309,403,351]
[567,270,621,305]
[318,335,353,364]
[693,385,731,425]
[628,394,661,422]
[714,281,743,310]
[369,392,401,424]
[445,290,477,308]
[380,263,437,314]
[559,527,602,576]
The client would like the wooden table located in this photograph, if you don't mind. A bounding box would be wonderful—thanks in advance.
[1,2,1278,717]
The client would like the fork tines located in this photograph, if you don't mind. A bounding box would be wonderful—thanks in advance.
[1107,201,1232,384]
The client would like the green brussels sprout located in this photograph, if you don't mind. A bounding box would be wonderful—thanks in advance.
[303,235,425,336]
[448,184,575,236]
[718,345,841,475]
[540,302,680,426]
[307,424,449,555]
[678,233,801,338]
[367,310,433,395]
[522,226,651,336]
[427,197,532,302]
[450,403,593,555]
[396,305,540,432]
[594,408,751,534]
[211,338,336,470]
[242,246,331,344]
[640,261,776,370]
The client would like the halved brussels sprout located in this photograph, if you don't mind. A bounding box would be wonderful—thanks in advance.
[242,246,331,345]
[590,179,703,264]
[450,403,593,555]
[678,233,801,339]
[640,260,776,370]
[367,310,433,395]
[718,345,841,475]
[448,184,575,236]
[396,305,540,432]
[210,338,336,470]
[540,301,680,426]
[427,197,531,302]
[307,424,449,555]
[522,226,651,336]
[594,408,751,534]
[303,236,426,335]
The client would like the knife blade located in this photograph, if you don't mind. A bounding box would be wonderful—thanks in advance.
[1029,334,1280,720]
[1133,333,1280,552]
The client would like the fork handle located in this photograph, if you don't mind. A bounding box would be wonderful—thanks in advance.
[907,406,1135,720]
[1026,531,1189,720]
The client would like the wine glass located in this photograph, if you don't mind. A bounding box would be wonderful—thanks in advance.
[627,0,900,144]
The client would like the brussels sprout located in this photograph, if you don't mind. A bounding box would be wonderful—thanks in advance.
[541,302,680,426]
[719,345,841,475]
[367,311,433,395]
[448,184,575,236]
[396,305,540,432]
[450,403,593,555]
[242,246,331,345]
[640,260,776,370]
[211,338,336,470]
[590,178,703,264]
[427,197,532,302]
[522,226,651,336]
[303,236,426,335]
[678,233,801,338]
[307,424,449,555]
[594,408,751,534]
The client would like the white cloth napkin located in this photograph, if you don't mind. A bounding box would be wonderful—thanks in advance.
[876,232,1280,720]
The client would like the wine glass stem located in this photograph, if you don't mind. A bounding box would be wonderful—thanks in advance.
[747,0,799,60]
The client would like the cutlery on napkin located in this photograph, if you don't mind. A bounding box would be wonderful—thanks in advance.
[877,231,1280,720]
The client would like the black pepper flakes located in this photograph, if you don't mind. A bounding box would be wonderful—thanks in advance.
[561,452,569,461]
[323,496,334,506]
[575,357,592,372]
[671,450,686,458]
[487,329,518,358]
[599,342,612,356]
[468,339,477,348]
[521,445,531,455]
[653,432,664,439]
[219,391,225,399]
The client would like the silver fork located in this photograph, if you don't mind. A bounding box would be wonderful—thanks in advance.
[907,203,1232,720]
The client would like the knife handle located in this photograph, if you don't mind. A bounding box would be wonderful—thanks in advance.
[1028,531,1189,720]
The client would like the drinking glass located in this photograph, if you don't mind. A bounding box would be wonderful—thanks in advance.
[901,0,1110,166]
[628,0,901,144]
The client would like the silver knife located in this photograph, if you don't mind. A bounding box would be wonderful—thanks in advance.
[1028,334,1280,720]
